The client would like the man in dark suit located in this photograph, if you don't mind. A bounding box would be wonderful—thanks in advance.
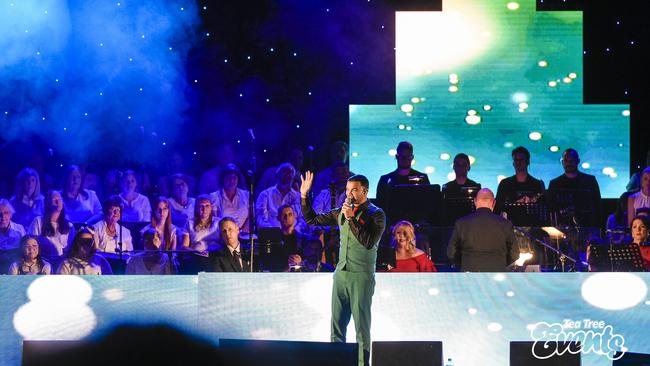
[211,217,250,272]
[447,188,518,272]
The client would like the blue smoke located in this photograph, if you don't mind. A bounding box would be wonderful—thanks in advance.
[0,0,200,163]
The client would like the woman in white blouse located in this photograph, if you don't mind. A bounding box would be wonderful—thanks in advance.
[57,228,106,275]
[119,170,152,222]
[60,165,102,223]
[28,190,75,258]
[92,196,133,253]
[182,195,220,254]
[211,164,250,231]
[0,199,26,251]
[9,168,45,228]
[168,174,195,228]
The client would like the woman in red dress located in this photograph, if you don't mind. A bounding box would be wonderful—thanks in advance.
[631,216,650,271]
[388,220,436,272]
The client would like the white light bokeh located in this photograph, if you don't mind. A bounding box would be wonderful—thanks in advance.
[424,166,435,174]
[581,273,648,310]
[15,276,96,340]
[440,153,451,160]
[27,276,92,304]
[428,288,440,296]
[487,322,503,332]
[102,288,125,301]
[581,162,591,169]
[468,308,478,315]
[602,167,615,176]
[511,92,529,103]
[465,115,481,125]
[447,172,456,181]
[400,104,414,113]
[388,149,397,156]
[13,302,97,340]
[396,10,494,77]
[528,131,542,141]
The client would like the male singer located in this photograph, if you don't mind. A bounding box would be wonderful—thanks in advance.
[300,172,386,366]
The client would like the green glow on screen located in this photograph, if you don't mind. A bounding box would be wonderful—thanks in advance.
[350,0,629,198]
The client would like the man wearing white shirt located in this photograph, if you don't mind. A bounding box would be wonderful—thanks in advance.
[255,163,302,229]
[313,162,350,214]
[211,164,250,230]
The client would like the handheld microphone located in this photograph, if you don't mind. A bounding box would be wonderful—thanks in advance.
[346,195,355,209]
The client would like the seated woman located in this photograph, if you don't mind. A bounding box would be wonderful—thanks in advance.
[9,168,45,228]
[57,228,109,275]
[60,165,102,224]
[8,235,52,275]
[182,195,220,254]
[92,196,134,253]
[631,215,650,271]
[0,199,26,251]
[141,197,178,252]
[119,170,152,223]
[388,220,436,272]
[169,174,195,228]
[28,190,75,259]
[126,228,176,275]
[211,164,250,231]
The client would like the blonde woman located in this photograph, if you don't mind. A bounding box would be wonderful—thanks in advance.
[9,168,45,228]
[389,220,436,272]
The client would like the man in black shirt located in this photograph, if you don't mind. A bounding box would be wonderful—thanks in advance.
[495,146,545,215]
[442,153,481,198]
[375,141,430,208]
[548,148,601,227]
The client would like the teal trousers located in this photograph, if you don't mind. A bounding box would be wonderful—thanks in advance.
[331,270,375,366]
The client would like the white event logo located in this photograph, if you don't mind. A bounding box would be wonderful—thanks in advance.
[529,320,625,361]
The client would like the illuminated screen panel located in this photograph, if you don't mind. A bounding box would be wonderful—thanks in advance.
[350,0,629,198]
[0,276,198,365]
[199,273,650,366]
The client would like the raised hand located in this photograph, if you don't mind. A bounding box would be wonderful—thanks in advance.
[300,171,314,198]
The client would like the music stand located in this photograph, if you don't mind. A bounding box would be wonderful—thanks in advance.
[588,243,646,272]
[385,184,441,225]
[255,228,284,271]
[503,201,550,226]
[441,186,478,225]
